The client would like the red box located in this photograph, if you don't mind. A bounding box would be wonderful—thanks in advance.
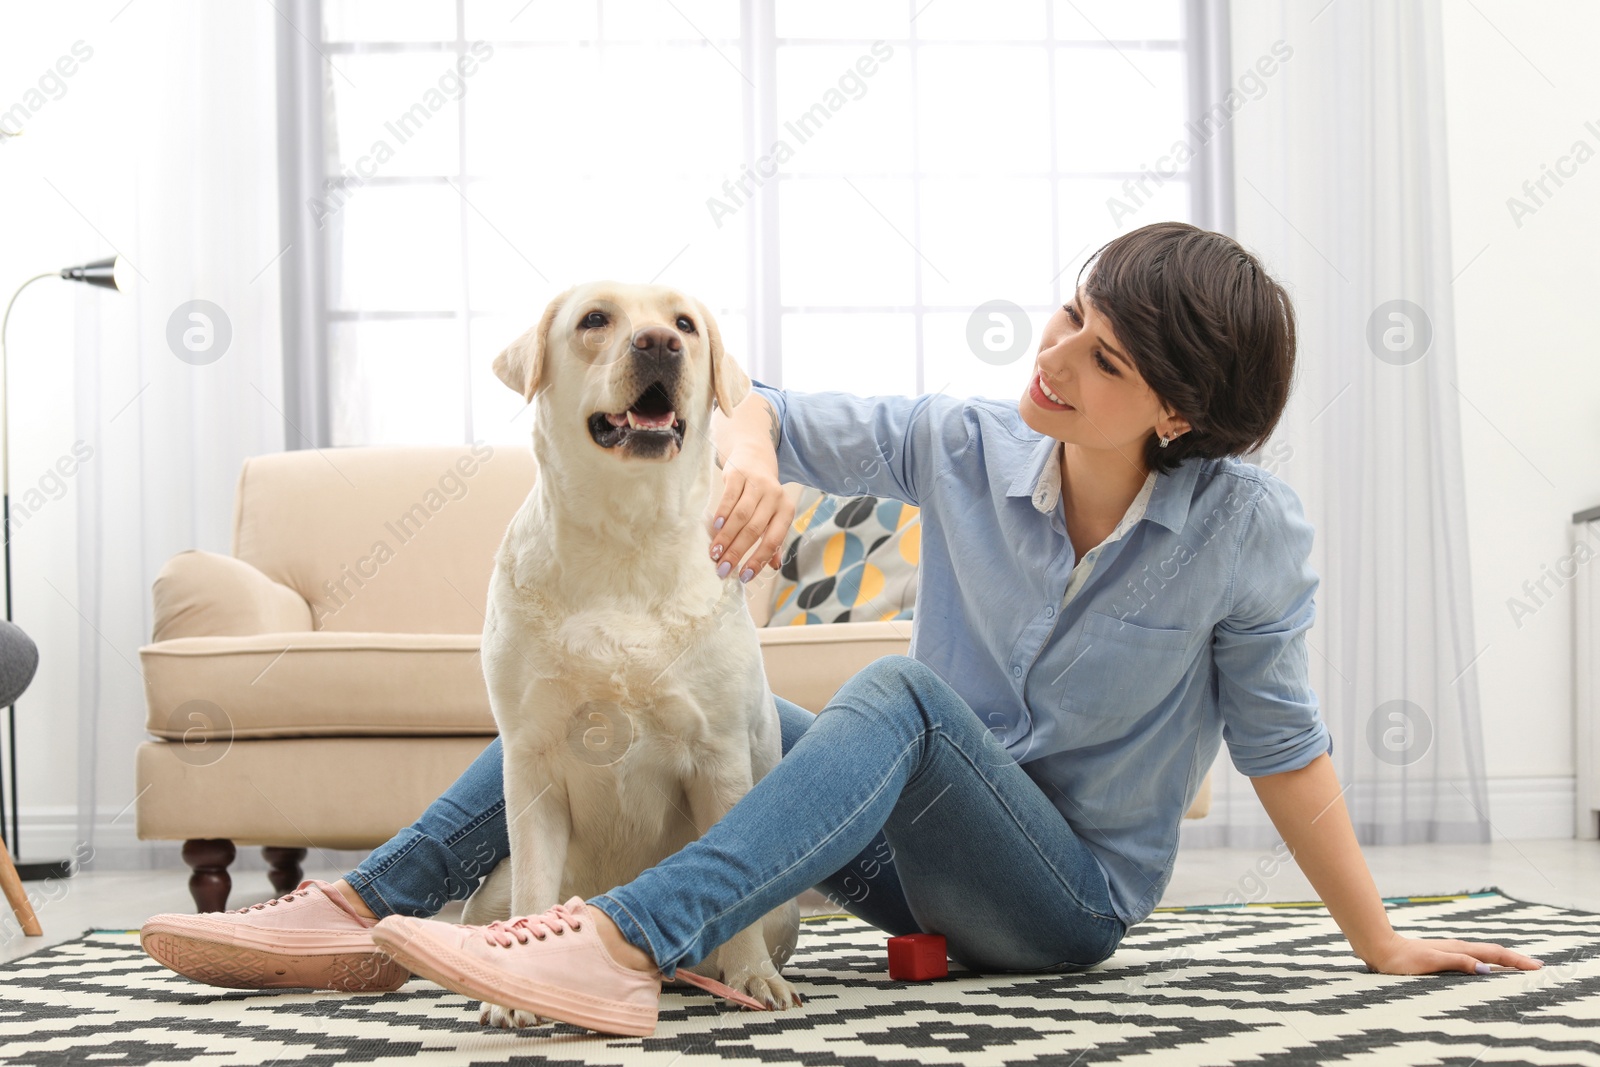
[887,933,948,980]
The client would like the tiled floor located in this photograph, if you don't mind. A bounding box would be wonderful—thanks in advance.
[5,838,1595,966]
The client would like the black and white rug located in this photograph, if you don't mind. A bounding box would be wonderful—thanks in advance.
[2,888,1597,1066]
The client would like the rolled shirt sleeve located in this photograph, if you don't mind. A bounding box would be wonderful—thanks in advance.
[747,379,969,508]
[1212,475,1334,777]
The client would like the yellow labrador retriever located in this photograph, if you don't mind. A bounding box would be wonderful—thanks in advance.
[462,281,802,1027]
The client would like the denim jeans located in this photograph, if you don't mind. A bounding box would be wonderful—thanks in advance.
[345,654,1126,978]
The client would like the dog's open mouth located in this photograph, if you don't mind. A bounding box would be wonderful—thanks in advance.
[587,381,687,451]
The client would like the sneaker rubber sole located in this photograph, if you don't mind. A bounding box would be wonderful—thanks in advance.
[140,930,411,992]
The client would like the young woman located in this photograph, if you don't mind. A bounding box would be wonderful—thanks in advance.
[142,221,1542,1033]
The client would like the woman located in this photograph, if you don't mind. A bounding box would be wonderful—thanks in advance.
[141,221,1542,1031]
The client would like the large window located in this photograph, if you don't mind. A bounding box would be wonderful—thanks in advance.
[308,0,1194,446]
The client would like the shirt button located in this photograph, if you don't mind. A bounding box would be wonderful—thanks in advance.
[1011,665,1023,678]
[1045,606,1055,618]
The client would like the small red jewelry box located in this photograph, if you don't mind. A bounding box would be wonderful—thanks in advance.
[887,933,948,980]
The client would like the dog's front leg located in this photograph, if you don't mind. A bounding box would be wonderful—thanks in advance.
[684,760,804,1010]
[479,738,571,1029]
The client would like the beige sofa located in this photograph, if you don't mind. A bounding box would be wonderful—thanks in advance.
[136,444,1209,911]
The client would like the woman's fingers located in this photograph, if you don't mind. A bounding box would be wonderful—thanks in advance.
[709,475,793,581]
[1468,941,1544,969]
[1366,935,1545,975]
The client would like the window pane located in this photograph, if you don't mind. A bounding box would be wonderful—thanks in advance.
[470,313,543,445]
[915,2,1048,41]
[775,44,913,175]
[1051,0,1182,42]
[460,176,735,299]
[596,45,746,173]
[1055,46,1185,173]
[779,178,917,307]
[775,1,910,40]
[330,319,466,445]
[466,44,743,177]
[325,0,455,42]
[602,0,740,41]
[917,45,1051,175]
[781,313,916,395]
[465,0,599,41]
[916,178,1055,308]
[465,46,600,174]
[1057,176,1192,288]
[328,185,462,312]
[328,52,464,178]
[923,309,1050,402]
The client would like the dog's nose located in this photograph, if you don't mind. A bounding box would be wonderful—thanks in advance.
[629,326,682,356]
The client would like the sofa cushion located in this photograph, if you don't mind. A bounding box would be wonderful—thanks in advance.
[770,489,921,626]
[142,632,493,739]
[140,620,918,738]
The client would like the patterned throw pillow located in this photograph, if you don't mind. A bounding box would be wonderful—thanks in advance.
[767,487,921,626]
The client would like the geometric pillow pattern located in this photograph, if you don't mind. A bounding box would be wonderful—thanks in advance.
[768,487,920,626]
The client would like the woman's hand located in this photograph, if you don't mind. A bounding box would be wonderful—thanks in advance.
[709,444,795,583]
[1360,932,1544,975]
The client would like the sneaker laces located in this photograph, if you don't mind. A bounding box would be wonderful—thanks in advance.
[470,901,777,1012]
[227,879,317,914]
[481,901,585,947]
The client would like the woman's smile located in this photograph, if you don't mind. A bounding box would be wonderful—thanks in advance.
[1028,370,1075,412]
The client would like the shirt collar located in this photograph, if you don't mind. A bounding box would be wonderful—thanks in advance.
[1007,434,1201,535]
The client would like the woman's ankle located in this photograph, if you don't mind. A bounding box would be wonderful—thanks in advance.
[332,878,380,920]
[588,908,658,974]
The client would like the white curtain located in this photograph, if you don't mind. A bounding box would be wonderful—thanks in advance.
[1181,0,1492,850]
[69,2,286,868]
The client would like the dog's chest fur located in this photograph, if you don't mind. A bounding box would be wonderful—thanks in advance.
[482,572,770,894]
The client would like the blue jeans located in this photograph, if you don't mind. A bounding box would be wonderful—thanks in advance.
[345,655,1126,978]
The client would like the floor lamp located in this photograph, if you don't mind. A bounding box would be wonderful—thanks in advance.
[0,256,125,881]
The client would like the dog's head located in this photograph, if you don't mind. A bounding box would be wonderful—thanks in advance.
[493,281,750,465]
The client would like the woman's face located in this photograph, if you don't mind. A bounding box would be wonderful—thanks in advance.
[1017,284,1185,462]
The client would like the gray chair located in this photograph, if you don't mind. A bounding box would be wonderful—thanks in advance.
[0,619,41,937]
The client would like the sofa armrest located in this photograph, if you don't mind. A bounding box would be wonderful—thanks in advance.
[151,550,313,641]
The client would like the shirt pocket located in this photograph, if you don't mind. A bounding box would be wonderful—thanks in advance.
[1058,610,1195,725]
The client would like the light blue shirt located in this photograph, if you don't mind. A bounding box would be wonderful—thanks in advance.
[750,380,1334,929]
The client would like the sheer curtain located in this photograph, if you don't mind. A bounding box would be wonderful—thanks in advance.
[69,1,286,868]
[1180,0,1491,849]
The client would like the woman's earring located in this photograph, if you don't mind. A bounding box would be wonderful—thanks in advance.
[1158,433,1170,448]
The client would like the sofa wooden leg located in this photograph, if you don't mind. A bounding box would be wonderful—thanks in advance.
[263,847,307,895]
[182,838,235,913]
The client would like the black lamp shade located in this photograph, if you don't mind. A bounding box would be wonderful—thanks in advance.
[59,257,121,291]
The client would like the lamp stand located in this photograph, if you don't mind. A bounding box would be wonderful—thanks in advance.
[0,271,84,883]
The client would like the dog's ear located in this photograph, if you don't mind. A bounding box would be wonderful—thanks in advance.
[494,287,572,401]
[699,298,750,414]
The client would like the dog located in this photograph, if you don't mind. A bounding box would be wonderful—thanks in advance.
[459,281,802,1027]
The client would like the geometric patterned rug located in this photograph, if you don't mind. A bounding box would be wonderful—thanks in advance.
[1,887,1596,1067]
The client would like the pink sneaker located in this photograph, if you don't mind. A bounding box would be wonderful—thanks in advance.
[140,879,410,992]
[371,895,774,1036]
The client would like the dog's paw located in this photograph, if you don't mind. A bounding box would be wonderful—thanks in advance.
[722,967,805,1011]
[478,1000,553,1028]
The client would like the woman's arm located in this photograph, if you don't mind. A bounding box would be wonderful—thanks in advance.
[1251,752,1544,975]
[707,391,792,581]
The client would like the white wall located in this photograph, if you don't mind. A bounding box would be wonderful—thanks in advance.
[1440,0,1600,803]
[0,6,122,864]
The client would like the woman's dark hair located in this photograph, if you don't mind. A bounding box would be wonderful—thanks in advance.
[1077,220,1295,476]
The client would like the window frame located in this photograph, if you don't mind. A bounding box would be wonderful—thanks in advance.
[277,0,1226,447]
